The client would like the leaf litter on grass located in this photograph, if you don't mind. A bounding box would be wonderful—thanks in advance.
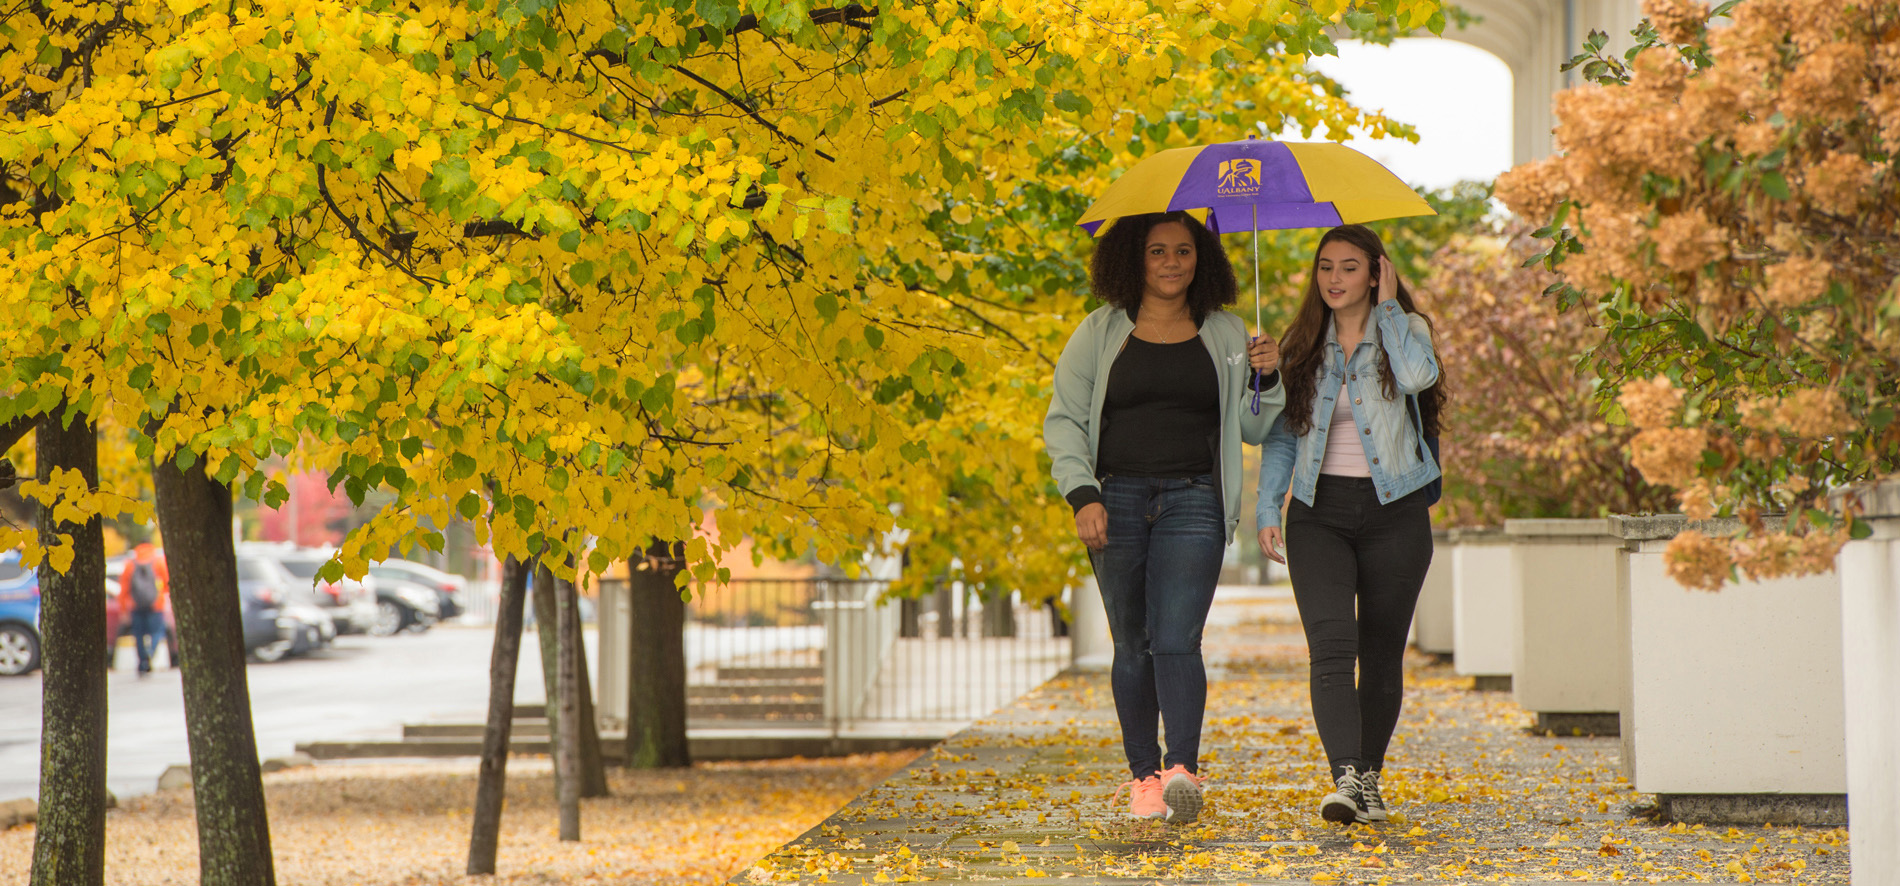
[0,751,920,885]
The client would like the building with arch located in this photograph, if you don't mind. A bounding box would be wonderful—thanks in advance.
[1431,0,1643,163]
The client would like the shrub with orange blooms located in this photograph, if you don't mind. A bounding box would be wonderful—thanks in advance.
[1414,223,1675,527]
[1497,0,1899,588]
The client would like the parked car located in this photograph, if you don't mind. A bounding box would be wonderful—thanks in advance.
[0,551,41,677]
[250,545,435,637]
[236,553,336,662]
[369,559,468,620]
[361,573,441,636]
[246,544,379,635]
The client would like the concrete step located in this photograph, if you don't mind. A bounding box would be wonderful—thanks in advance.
[717,665,823,681]
[296,731,940,762]
[405,699,823,738]
[688,681,822,700]
[688,701,823,719]
[406,721,547,739]
[300,736,566,759]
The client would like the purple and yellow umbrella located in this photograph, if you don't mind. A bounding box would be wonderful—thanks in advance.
[1077,137,1436,330]
[1077,137,1434,413]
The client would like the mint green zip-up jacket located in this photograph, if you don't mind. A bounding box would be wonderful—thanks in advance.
[1044,305,1286,543]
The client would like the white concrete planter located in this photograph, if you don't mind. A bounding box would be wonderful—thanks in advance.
[1612,515,1847,825]
[1411,529,1454,655]
[1832,480,1900,886]
[1505,518,1622,735]
[596,580,631,732]
[1451,528,1516,690]
[1070,575,1112,673]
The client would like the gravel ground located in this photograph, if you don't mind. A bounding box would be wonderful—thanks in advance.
[0,751,919,885]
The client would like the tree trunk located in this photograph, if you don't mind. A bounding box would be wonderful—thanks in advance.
[899,597,921,638]
[626,540,689,768]
[931,583,954,639]
[466,556,529,876]
[561,576,609,797]
[553,570,581,841]
[981,589,1017,638]
[150,455,276,886]
[30,409,108,886]
[525,560,607,797]
[529,561,564,799]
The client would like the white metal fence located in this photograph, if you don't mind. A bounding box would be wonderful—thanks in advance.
[580,577,1070,733]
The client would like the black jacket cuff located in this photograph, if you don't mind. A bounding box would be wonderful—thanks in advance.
[1249,369,1281,391]
[1065,486,1103,514]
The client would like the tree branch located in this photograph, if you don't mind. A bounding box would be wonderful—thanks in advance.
[586,6,875,59]
[918,287,1053,366]
[0,412,33,454]
[667,64,836,162]
[463,100,647,157]
[318,101,444,288]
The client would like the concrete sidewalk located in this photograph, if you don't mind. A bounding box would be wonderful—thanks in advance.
[736,587,1849,884]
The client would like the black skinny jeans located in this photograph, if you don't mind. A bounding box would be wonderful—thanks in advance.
[1285,475,1433,779]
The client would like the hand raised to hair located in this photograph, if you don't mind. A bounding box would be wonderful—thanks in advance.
[1375,255,1401,304]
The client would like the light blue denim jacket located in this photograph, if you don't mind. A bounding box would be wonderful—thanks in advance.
[1045,305,1285,543]
[1256,299,1440,531]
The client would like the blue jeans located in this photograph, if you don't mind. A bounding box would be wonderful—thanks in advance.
[1088,475,1226,779]
[128,609,167,674]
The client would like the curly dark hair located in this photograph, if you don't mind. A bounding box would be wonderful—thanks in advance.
[1280,224,1446,437]
[1088,211,1237,323]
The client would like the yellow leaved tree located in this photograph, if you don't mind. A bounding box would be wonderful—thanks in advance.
[1,0,1443,881]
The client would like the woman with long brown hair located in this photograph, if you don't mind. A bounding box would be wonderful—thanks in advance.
[1255,223,1443,825]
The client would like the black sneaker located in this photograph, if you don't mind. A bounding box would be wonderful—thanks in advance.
[1320,766,1368,824]
[1361,769,1389,822]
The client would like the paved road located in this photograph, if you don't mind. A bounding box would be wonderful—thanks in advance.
[0,625,561,803]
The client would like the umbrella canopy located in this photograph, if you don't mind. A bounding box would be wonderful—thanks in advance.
[1076,139,1435,235]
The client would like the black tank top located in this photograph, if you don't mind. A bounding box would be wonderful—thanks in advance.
[1096,336,1219,478]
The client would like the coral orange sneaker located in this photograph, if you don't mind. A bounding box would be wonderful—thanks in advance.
[1158,765,1206,823]
[1113,774,1166,819]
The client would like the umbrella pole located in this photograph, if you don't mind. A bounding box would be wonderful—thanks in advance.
[1251,204,1262,415]
[1252,204,1261,333]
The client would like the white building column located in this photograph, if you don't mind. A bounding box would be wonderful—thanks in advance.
[1419,0,1644,163]
[1833,481,1900,884]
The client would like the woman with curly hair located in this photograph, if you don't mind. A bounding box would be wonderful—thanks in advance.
[1044,210,1284,823]
[1256,223,1444,825]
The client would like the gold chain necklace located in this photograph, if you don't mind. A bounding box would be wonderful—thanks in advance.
[1140,315,1191,343]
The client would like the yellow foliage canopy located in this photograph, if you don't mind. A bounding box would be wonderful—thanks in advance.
[0,0,1440,591]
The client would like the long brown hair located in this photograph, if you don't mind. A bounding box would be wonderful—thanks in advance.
[1279,224,1445,436]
